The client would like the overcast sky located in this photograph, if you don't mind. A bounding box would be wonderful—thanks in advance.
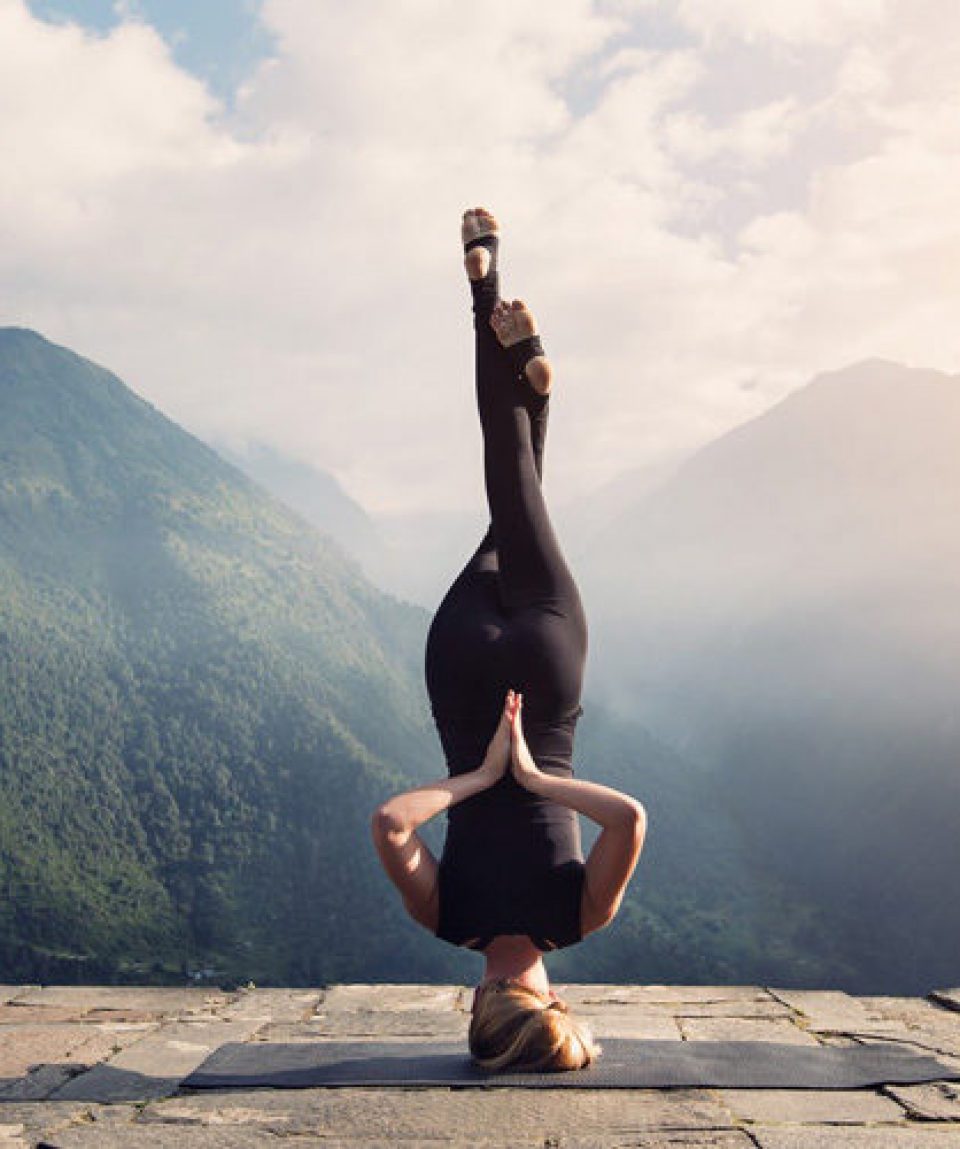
[2,0,958,513]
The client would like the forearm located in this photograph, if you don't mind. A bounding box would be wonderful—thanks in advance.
[525,771,645,832]
[376,765,494,842]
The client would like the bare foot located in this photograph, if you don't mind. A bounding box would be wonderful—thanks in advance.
[462,207,498,281]
[490,299,553,396]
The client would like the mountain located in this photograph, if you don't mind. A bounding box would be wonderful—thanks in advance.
[216,440,483,609]
[0,327,448,984]
[583,359,960,991]
[561,450,691,564]
[0,330,921,991]
[214,441,388,581]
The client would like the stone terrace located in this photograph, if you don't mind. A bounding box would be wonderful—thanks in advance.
[1,983,960,1147]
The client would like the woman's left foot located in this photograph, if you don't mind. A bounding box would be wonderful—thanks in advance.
[490,300,553,396]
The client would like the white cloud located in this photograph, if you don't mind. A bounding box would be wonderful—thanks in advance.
[675,0,890,45]
[1,0,959,515]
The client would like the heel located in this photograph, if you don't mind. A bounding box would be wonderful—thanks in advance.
[465,234,499,317]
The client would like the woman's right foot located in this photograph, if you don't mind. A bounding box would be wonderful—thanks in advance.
[490,299,553,396]
[462,207,499,280]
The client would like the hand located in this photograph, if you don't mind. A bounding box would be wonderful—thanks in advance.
[510,693,543,790]
[478,690,519,785]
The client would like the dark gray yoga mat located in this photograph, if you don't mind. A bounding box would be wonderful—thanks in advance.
[183,1039,960,1090]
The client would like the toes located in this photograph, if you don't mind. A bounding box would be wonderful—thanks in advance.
[465,206,498,238]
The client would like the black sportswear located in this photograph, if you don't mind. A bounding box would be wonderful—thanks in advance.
[424,234,588,952]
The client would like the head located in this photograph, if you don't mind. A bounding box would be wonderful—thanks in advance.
[468,979,600,1072]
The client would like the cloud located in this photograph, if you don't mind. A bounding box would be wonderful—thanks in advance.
[2,0,959,514]
[674,0,890,45]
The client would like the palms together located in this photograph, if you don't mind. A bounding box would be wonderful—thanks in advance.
[481,689,539,787]
[480,689,517,782]
[509,693,541,786]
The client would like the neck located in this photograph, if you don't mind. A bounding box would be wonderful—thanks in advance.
[481,935,550,996]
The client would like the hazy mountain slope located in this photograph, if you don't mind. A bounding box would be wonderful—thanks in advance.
[551,705,849,987]
[214,440,387,581]
[583,359,960,991]
[0,327,442,983]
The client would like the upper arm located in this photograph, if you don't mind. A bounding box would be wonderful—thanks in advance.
[371,806,441,933]
[579,801,646,937]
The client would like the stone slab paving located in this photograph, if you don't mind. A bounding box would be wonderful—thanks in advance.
[719,1087,905,1124]
[0,1023,148,1079]
[931,990,960,1014]
[886,1081,960,1121]
[50,1019,266,1102]
[142,1087,734,1138]
[320,984,462,1011]
[0,990,38,1007]
[0,983,956,1145]
[750,1128,960,1147]
[678,1016,822,1044]
[676,999,796,1020]
[575,1007,683,1039]
[9,988,231,1017]
[770,990,960,1060]
[312,1006,468,1038]
[216,989,321,1024]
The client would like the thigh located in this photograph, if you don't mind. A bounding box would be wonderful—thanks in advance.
[508,601,588,720]
[425,564,508,718]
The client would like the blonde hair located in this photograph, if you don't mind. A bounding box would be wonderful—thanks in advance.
[468,979,600,1072]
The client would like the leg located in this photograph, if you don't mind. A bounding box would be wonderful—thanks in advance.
[425,209,587,769]
[462,209,579,615]
[463,208,549,483]
[477,299,581,618]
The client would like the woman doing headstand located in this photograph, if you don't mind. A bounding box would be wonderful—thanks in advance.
[372,208,646,1072]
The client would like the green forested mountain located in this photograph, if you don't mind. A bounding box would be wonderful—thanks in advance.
[0,327,844,989]
[0,326,441,984]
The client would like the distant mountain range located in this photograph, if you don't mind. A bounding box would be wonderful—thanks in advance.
[2,326,847,988]
[583,359,960,990]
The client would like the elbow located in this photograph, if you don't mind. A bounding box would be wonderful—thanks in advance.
[622,798,647,846]
[371,802,408,848]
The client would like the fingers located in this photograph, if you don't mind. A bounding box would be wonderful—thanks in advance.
[509,692,524,741]
[502,688,522,712]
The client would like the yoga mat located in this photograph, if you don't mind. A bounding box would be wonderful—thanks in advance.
[183,1039,960,1091]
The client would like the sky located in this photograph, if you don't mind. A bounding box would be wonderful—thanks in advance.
[2,0,959,514]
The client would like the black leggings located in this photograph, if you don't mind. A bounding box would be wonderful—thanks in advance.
[425,268,588,778]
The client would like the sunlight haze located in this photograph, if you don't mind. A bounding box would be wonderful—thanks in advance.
[2,0,958,512]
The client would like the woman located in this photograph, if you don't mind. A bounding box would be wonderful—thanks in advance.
[372,208,646,1072]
